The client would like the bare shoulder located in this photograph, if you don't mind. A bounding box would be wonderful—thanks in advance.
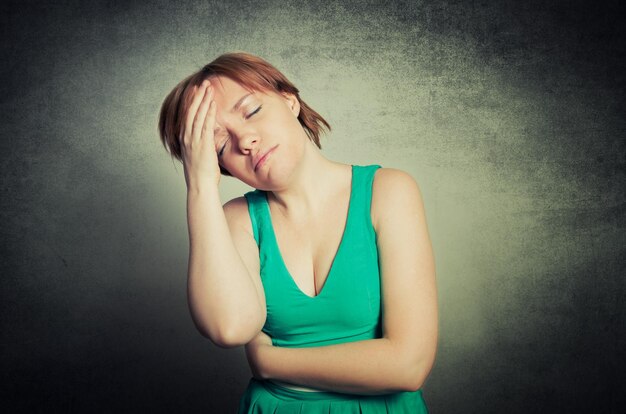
[371,167,424,229]
[222,196,253,236]
[372,167,420,194]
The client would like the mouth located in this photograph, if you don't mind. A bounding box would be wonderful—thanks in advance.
[254,145,278,171]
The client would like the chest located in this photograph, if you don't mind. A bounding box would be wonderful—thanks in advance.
[259,204,382,347]
[269,196,350,298]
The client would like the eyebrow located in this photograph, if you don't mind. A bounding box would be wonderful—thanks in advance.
[231,93,253,112]
[214,92,254,135]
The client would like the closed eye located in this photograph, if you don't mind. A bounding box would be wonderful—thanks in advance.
[246,106,262,119]
[218,136,229,157]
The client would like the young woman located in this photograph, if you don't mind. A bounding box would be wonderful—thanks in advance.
[158,52,438,413]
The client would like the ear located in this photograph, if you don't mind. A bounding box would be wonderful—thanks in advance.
[281,92,300,117]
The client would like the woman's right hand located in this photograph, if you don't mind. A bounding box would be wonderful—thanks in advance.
[179,79,221,192]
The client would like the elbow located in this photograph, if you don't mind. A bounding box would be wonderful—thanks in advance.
[197,325,251,348]
[402,369,428,392]
[207,329,253,348]
[398,353,436,392]
[195,315,265,349]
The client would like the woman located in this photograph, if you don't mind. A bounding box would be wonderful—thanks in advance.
[158,52,438,412]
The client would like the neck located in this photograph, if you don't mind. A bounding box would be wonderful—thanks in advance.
[267,141,349,221]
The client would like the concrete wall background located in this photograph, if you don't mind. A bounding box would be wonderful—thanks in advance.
[1,0,624,412]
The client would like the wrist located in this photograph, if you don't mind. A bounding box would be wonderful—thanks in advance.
[186,184,220,199]
[245,340,274,380]
[257,344,274,380]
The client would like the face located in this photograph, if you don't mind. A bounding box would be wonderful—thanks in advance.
[209,75,307,190]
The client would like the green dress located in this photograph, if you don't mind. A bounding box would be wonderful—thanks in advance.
[238,165,428,413]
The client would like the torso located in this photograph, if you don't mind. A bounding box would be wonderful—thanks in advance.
[234,163,389,393]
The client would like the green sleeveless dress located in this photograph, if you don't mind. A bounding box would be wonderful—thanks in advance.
[238,164,428,413]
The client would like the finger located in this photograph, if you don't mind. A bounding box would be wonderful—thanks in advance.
[178,86,196,145]
[191,80,211,141]
[193,84,214,141]
[184,81,209,143]
[201,99,217,145]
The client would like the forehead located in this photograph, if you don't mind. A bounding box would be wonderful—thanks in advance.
[210,75,251,97]
[209,75,278,129]
[210,76,253,131]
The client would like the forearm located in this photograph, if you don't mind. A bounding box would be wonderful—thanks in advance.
[259,338,428,395]
[186,188,264,346]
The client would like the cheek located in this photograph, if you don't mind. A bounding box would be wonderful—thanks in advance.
[264,110,303,141]
[220,157,240,174]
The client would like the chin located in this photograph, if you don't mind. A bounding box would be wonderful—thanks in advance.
[257,164,298,191]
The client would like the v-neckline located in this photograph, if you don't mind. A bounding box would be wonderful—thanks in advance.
[263,165,355,299]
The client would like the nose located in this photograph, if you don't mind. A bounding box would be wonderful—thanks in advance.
[236,129,260,154]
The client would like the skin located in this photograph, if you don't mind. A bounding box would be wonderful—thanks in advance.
[179,76,438,394]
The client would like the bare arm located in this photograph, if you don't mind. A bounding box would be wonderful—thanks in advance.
[186,192,265,348]
[180,80,265,347]
[247,168,438,393]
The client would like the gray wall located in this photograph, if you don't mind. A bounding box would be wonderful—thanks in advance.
[1,0,624,412]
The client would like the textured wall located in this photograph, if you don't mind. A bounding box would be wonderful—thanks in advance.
[1,0,624,412]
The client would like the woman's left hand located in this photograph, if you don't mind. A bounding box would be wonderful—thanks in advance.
[244,330,274,380]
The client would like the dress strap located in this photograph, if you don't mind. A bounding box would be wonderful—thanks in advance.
[348,164,381,246]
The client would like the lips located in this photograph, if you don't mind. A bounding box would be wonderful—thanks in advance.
[254,145,278,171]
